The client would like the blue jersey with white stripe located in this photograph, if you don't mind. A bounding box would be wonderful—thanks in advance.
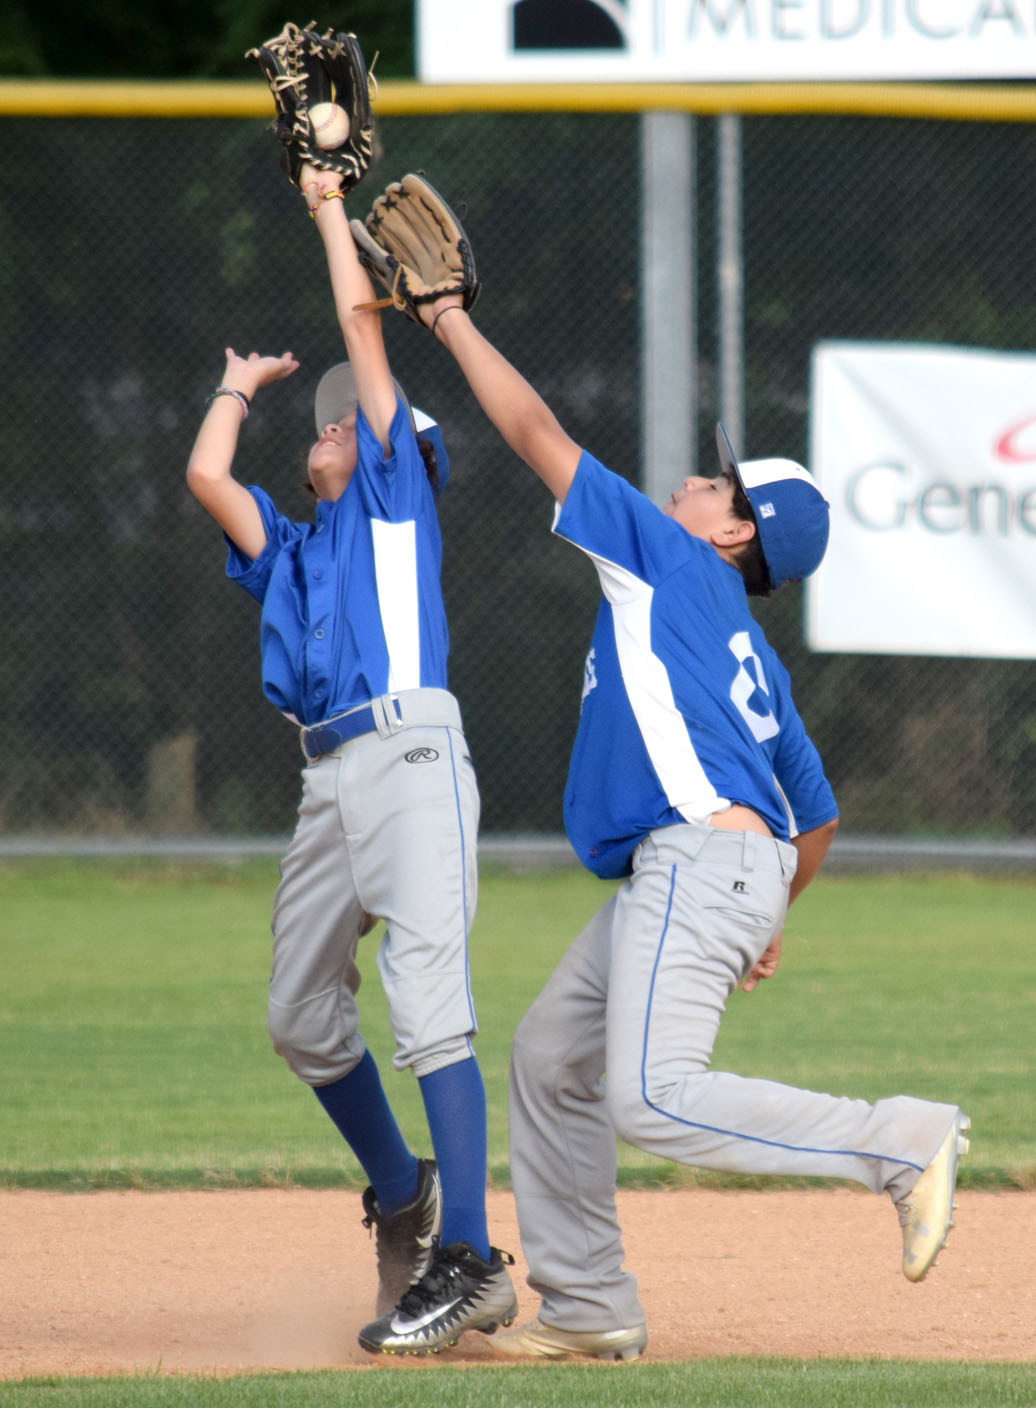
[225,395,448,725]
[555,451,837,878]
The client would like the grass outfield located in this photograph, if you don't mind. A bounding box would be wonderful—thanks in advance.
[2,859,1033,1402]
[7,1360,1036,1406]
[1,858,1034,1187]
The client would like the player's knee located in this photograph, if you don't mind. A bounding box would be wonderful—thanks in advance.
[509,1024,542,1101]
[511,1008,558,1090]
[511,1008,607,1117]
[267,999,360,1085]
[514,996,571,1062]
[604,1072,651,1145]
[266,1012,317,1081]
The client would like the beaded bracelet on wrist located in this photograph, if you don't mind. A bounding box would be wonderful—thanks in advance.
[207,386,251,418]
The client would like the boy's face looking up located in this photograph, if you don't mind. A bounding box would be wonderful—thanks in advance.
[663,470,756,555]
[307,411,359,501]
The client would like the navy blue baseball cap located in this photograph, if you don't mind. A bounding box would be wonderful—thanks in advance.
[314,362,450,491]
[715,422,829,589]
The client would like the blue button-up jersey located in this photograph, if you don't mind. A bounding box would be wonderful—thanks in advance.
[225,395,449,725]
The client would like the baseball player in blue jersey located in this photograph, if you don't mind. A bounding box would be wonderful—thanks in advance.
[413,292,969,1362]
[185,162,516,1356]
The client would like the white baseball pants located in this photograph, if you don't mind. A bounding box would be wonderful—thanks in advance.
[508,823,960,1331]
[268,688,481,1085]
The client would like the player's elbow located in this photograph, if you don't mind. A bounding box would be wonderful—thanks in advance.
[186,456,234,510]
[186,457,217,497]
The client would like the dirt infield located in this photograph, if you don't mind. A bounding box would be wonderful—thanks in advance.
[1,1188,1032,1378]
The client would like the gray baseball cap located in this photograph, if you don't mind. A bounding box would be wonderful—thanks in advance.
[313,361,450,490]
[314,362,359,432]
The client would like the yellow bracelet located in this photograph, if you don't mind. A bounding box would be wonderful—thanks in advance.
[308,189,347,219]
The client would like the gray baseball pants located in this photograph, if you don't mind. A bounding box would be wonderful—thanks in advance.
[268,688,481,1085]
[509,823,959,1331]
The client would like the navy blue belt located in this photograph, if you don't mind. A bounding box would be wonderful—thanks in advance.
[300,704,381,761]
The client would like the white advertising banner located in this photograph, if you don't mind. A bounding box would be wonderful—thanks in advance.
[806,342,1036,660]
[418,1,1036,84]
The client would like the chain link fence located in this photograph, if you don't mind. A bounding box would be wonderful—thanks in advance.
[0,100,1033,843]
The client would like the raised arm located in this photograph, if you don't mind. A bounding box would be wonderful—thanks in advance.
[186,348,299,559]
[302,164,397,451]
[421,296,582,504]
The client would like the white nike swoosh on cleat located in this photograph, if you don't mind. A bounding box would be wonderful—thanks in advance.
[391,1297,463,1333]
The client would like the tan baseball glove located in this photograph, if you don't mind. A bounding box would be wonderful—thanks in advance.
[349,173,479,325]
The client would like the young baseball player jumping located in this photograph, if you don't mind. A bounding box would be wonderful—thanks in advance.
[405,282,970,1361]
[185,160,516,1356]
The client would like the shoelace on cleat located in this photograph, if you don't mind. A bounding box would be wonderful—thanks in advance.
[396,1254,465,1317]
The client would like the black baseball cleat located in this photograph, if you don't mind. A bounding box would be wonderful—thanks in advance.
[358,1241,518,1355]
[361,1158,442,1316]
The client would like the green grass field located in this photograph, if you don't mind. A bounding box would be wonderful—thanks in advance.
[2,859,1032,1187]
[2,858,1034,1405]
[6,1360,1036,1408]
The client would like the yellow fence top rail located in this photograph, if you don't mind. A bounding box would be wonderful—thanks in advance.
[1,77,1035,123]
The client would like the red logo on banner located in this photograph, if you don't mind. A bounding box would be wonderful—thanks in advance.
[994,416,1036,464]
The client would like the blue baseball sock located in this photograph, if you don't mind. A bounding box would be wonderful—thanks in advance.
[418,1056,490,1260]
[314,1049,419,1218]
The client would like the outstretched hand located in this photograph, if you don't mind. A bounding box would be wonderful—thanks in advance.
[741,933,782,993]
[221,348,299,399]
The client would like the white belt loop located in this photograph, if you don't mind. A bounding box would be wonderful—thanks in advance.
[781,838,799,885]
[371,693,404,738]
[741,829,756,872]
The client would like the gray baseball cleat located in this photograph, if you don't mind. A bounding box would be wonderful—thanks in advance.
[358,1241,517,1355]
[895,1112,970,1282]
[361,1158,442,1315]
[490,1317,647,1361]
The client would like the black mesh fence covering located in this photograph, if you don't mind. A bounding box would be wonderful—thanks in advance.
[0,107,1033,839]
